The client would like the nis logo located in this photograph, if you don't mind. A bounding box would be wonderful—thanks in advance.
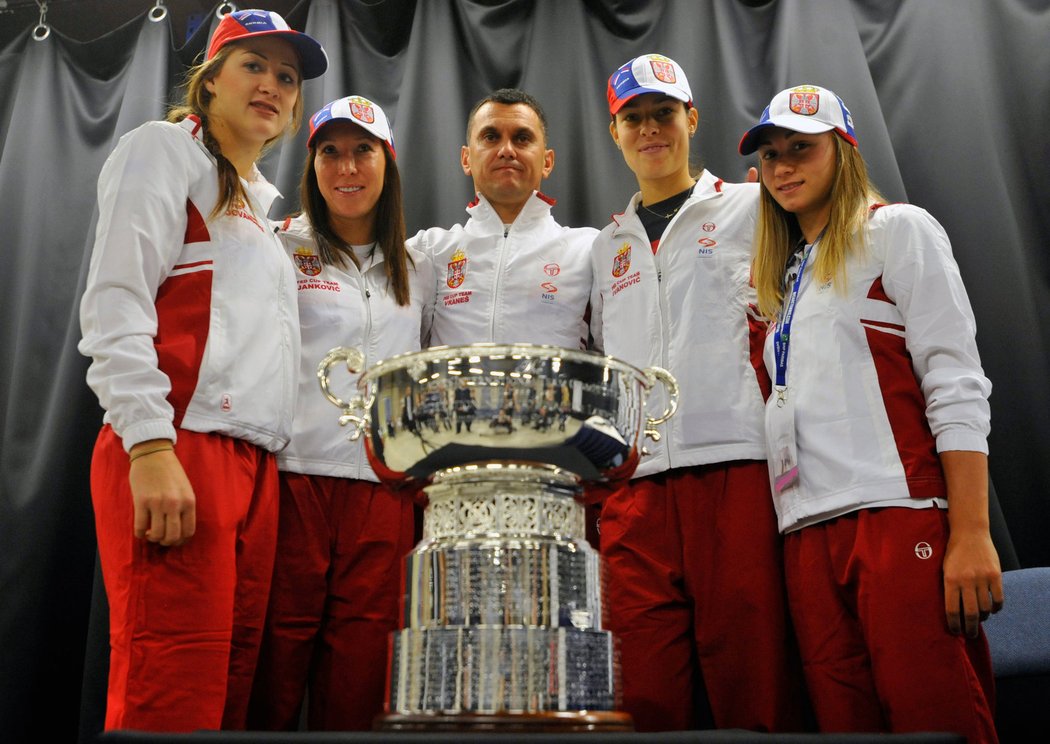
[540,262,560,302]
[698,223,717,256]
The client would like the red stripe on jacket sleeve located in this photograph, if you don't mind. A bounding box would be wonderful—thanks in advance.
[863,322,945,499]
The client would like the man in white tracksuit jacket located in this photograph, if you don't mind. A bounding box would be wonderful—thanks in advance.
[410,88,596,350]
[408,88,602,545]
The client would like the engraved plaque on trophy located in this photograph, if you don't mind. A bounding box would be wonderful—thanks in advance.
[319,344,677,732]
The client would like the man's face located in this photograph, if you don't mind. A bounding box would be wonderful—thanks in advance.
[461,102,554,219]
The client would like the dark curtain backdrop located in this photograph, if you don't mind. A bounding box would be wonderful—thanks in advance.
[0,1,1046,741]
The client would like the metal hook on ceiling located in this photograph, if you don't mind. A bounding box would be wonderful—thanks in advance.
[149,0,168,23]
[216,2,237,21]
[32,1,50,42]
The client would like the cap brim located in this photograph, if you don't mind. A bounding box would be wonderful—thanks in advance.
[218,29,328,80]
[738,116,837,155]
[268,31,329,80]
[307,118,396,159]
[609,85,691,114]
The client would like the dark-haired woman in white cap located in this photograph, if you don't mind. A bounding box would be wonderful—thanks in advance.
[741,85,1001,743]
[246,96,433,732]
[78,9,327,732]
[589,53,809,733]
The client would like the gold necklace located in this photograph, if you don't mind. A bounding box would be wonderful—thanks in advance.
[638,182,697,220]
[639,201,684,220]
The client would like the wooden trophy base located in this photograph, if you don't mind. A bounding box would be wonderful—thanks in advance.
[376,710,634,733]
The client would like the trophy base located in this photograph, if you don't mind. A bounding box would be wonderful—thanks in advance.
[376,710,634,732]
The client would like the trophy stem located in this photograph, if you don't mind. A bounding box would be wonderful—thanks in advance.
[378,463,632,731]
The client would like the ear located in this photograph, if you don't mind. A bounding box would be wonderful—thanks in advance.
[541,147,554,179]
[609,118,620,148]
[687,106,699,131]
[204,77,217,96]
[460,145,471,177]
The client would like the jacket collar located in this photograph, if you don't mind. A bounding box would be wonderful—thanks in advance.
[465,191,556,235]
[279,214,385,268]
[610,169,725,235]
[179,115,281,211]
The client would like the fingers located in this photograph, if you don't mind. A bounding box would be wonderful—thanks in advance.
[143,498,196,546]
[129,452,196,546]
[990,576,1005,615]
[176,502,197,547]
[945,587,963,635]
[945,580,1005,637]
[133,502,150,540]
[961,590,981,639]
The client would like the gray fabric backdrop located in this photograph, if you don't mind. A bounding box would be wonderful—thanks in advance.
[0,1,1046,740]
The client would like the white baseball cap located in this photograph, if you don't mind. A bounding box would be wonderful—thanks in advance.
[307,95,396,159]
[607,53,693,114]
[739,84,857,155]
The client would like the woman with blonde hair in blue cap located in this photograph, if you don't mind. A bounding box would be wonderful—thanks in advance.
[78,9,327,732]
[589,53,809,733]
[247,95,433,732]
[741,84,1001,742]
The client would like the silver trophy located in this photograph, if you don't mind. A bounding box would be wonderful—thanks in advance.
[319,344,677,732]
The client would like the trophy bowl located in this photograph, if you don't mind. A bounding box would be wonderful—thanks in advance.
[318,343,677,492]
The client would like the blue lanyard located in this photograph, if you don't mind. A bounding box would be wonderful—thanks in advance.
[773,243,814,390]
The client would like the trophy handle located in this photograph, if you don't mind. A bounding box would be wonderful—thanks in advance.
[317,346,370,441]
[642,365,679,442]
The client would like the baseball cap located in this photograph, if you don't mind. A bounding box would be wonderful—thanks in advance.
[207,9,328,80]
[607,53,693,114]
[738,84,857,155]
[307,96,396,159]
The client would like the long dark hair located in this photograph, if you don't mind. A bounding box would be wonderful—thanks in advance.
[299,142,413,307]
[167,44,304,220]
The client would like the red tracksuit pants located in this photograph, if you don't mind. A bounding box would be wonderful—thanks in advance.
[247,473,415,731]
[600,461,809,732]
[785,507,998,743]
[92,426,279,732]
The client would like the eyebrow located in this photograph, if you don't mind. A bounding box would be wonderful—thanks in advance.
[477,125,534,139]
[758,130,802,147]
[242,48,299,72]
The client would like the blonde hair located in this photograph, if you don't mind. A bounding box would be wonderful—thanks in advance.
[752,135,884,319]
[167,43,304,219]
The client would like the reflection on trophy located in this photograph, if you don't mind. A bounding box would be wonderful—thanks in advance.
[319,344,677,732]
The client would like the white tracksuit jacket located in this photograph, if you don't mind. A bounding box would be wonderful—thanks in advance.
[763,203,991,533]
[590,171,767,479]
[275,215,434,480]
[79,116,299,453]
[409,192,597,348]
